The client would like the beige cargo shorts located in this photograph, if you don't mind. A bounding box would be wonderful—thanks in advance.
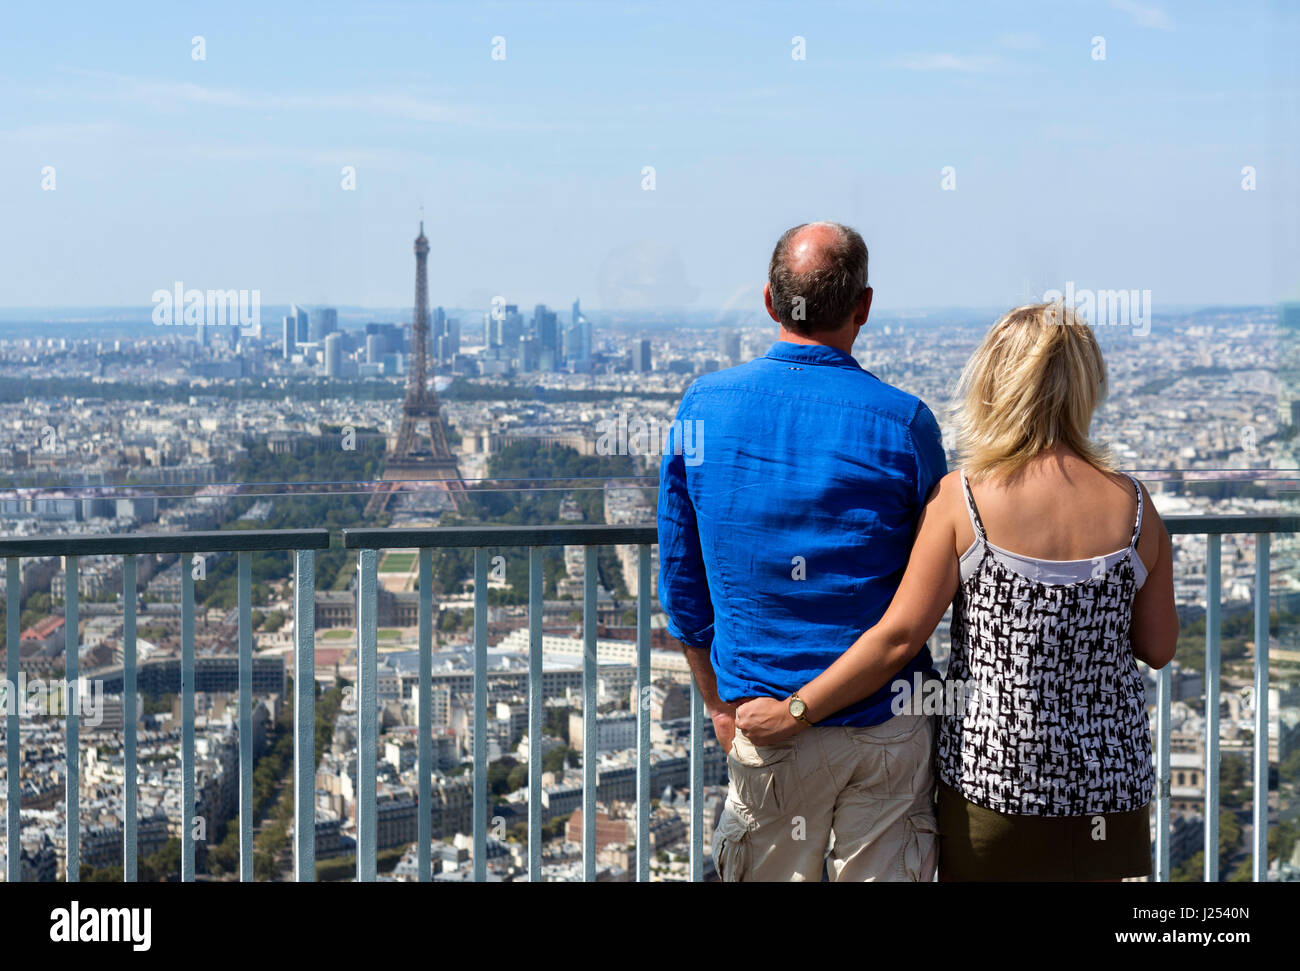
[712,712,938,882]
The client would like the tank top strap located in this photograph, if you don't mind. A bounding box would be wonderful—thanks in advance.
[1124,473,1144,549]
[959,470,987,542]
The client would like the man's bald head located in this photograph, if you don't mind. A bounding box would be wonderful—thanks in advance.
[767,221,868,336]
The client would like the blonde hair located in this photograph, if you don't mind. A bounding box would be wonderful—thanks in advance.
[954,302,1114,482]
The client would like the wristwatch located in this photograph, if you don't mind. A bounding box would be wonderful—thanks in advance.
[788,693,814,728]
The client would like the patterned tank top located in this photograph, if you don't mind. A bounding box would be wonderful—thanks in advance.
[937,471,1154,816]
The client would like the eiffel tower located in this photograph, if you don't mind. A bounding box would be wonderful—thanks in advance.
[364,219,467,517]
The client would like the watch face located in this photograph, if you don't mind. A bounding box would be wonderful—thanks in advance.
[789,698,806,718]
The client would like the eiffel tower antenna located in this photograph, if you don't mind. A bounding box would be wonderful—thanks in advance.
[365,218,466,516]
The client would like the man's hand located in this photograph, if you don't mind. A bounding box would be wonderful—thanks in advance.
[710,704,737,753]
[734,697,803,745]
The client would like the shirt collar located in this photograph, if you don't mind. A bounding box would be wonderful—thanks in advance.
[763,340,864,371]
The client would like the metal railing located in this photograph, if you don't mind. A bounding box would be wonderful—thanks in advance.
[338,524,688,883]
[1156,514,1299,883]
[0,514,1295,882]
[0,529,330,883]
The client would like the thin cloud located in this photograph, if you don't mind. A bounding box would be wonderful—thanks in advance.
[36,68,554,131]
[998,32,1042,50]
[888,53,1004,72]
[1110,0,1174,30]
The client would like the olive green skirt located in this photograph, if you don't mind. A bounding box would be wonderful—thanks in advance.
[937,780,1152,881]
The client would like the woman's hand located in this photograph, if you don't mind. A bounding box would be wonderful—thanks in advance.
[734,696,803,745]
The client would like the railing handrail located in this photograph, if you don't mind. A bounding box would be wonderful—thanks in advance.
[1164,514,1300,535]
[0,528,331,558]
[1,514,1295,555]
[342,523,657,549]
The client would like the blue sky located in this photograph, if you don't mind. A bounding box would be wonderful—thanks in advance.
[1,0,1296,313]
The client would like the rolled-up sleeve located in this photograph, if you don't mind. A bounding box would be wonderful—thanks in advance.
[656,392,714,650]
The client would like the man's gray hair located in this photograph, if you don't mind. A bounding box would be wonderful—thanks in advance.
[767,222,869,336]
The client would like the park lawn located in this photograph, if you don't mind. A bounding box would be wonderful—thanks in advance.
[379,552,417,573]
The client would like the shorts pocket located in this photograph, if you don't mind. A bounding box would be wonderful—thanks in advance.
[712,806,753,882]
[731,729,795,768]
[729,731,794,819]
[728,758,786,819]
[900,810,939,882]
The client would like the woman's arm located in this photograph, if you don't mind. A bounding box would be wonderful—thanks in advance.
[735,472,963,742]
[1131,480,1178,669]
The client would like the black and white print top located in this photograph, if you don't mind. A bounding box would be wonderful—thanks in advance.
[937,471,1154,817]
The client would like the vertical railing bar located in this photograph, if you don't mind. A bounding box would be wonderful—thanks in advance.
[1252,533,1270,882]
[356,549,377,882]
[65,556,80,883]
[635,544,651,883]
[237,551,253,882]
[180,554,194,883]
[473,548,488,882]
[527,546,543,882]
[1204,535,1221,882]
[689,679,704,883]
[417,548,432,883]
[582,546,597,882]
[1154,663,1171,882]
[5,558,20,883]
[122,554,137,882]
[293,548,316,883]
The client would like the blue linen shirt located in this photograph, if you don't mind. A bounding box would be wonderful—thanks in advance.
[656,340,947,726]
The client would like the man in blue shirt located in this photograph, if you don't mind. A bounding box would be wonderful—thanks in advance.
[657,222,947,881]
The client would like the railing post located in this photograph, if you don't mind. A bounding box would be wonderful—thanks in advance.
[237,551,253,882]
[64,556,80,883]
[1154,664,1171,882]
[293,548,316,883]
[635,544,651,883]
[122,554,137,882]
[417,548,432,883]
[527,546,543,882]
[473,548,488,882]
[582,546,597,882]
[1253,533,1270,882]
[356,549,377,882]
[180,554,194,883]
[1203,535,1221,882]
[689,679,704,883]
[5,558,19,883]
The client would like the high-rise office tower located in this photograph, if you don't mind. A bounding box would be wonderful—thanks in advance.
[493,304,523,367]
[291,304,309,344]
[364,322,403,356]
[563,298,592,368]
[718,329,741,366]
[324,332,342,377]
[1280,302,1300,332]
[633,338,652,373]
[433,308,460,364]
[533,305,559,371]
[365,334,383,364]
[442,317,461,363]
[311,307,338,342]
